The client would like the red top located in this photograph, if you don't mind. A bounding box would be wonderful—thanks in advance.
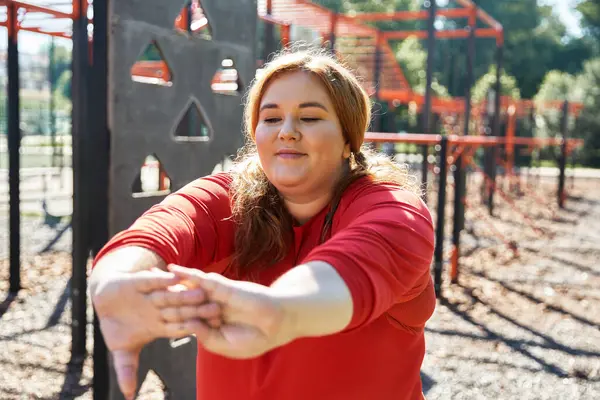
[95,172,436,400]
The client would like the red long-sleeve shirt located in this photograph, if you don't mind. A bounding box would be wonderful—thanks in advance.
[95,172,436,400]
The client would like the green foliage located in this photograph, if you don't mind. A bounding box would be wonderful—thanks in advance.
[472,65,521,103]
[573,58,600,166]
[578,0,600,39]
[534,71,580,141]
[56,70,72,101]
[395,36,449,97]
[533,59,600,167]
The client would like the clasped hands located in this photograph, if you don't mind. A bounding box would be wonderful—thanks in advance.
[91,264,297,400]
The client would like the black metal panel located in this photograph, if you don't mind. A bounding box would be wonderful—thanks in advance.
[107,0,257,397]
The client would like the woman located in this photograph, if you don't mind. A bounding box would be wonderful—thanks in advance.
[90,48,436,400]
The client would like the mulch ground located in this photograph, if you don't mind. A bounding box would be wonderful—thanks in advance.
[1,174,599,399]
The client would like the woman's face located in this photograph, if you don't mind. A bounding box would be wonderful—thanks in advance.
[255,71,351,199]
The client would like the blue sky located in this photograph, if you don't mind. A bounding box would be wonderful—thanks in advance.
[0,0,586,53]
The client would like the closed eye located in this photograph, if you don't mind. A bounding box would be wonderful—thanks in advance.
[264,117,282,123]
[301,117,321,122]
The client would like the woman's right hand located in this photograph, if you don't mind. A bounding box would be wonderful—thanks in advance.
[90,265,219,399]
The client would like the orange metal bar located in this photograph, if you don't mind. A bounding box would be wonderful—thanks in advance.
[260,13,288,27]
[0,0,74,19]
[364,133,583,150]
[281,24,291,47]
[455,0,502,30]
[0,21,71,38]
[6,0,16,43]
[349,8,471,22]
[364,132,441,145]
[383,28,498,40]
[450,246,459,282]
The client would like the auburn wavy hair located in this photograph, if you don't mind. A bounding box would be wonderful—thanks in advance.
[228,47,420,274]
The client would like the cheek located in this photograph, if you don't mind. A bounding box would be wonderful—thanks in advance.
[254,127,271,155]
[308,129,346,159]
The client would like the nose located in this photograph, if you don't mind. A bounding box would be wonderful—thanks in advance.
[278,117,300,141]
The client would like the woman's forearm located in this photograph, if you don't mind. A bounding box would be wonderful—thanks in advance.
[269,261,354,338]
[89,246,167,296]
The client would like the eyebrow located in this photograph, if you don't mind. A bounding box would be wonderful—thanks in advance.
[259,102,329,112]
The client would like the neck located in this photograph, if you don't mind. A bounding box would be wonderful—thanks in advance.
[282,190,333,225]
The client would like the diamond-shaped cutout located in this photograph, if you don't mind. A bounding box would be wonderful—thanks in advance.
[173,97,212,142]
[132,154,172,198]
[174,0,212,39]
[131,41,173,87]
[211,58,243,96]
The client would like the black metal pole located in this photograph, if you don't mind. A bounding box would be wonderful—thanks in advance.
[90,0,110,398]
[558,100,569,208]
[71,0,90,363]
[457,8,476,232]
[373,33,382,132]
[489,45,503,215]
[434,136,448,298]
[570,148,576,190]
[421,0,437,204]
[49,37,57,168]
[89,0,110,400]
[7,3,21,295]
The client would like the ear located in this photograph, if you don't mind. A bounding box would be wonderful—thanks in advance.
[342,142,351,159]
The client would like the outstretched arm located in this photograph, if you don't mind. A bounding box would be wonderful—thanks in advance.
[163,261,352,359]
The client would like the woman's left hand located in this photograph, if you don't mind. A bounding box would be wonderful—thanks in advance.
[156,264,298,359]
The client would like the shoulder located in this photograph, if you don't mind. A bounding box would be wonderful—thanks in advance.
[171,172,233,200]
[335,176,433,228]
[158,172,234,215]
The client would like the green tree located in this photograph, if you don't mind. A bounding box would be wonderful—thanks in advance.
[472,65,520,103]
[577,0,600,39]
[395,36,449,97]
[572,58,600,166]
[56,70,72,102]
[534,70,582,139]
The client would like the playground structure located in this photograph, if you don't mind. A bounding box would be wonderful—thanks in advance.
[0,0,586,398]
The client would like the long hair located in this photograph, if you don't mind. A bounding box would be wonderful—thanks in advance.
[228,47,420,274]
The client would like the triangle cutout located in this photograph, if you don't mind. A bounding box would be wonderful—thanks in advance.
[173,98,212,142]
[131,154,172,198]
[131,41,173,87]
[174,0,213,39]
[211,58,243,96]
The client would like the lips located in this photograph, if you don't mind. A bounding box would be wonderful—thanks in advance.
[276,149,306,158]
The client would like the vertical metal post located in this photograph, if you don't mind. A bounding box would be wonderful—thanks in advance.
[329,12,337,53]
[434,136,448,298]
[49,37,57,168]
[558,101,568,208]
[372,32,382,132]
[570,148,576,190]
[71,0,90,363]
[490,40,503,216]
[450,5,476,283]
[89,0,110,398]
[421,0,437,204]
[7,1,21,295]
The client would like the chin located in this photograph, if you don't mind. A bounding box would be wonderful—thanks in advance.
[271,174,308,191]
